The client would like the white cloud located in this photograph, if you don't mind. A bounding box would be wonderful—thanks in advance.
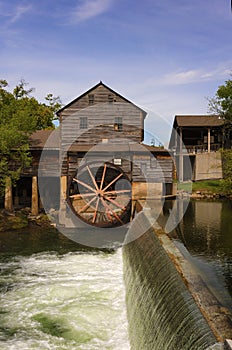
[165,69,199,84]
[162,65,232,85]
[0,2,32,24]
[71,0,113,23]
[9,3,32,23]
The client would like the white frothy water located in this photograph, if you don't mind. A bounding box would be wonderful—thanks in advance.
[0,249,130,349]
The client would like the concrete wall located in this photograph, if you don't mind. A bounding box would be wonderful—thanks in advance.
[132,182,163,200]
[195,151,222,181]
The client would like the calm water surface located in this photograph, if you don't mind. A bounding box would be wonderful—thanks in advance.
[170,199,232,311]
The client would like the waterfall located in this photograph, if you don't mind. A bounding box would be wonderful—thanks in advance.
[123,211,218,350]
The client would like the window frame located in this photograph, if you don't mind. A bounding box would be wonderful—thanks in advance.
[80,116,88,129]
[114,117,123,131]
[108,94,114,103]
[150,156,157,168]
[88,94,94,105]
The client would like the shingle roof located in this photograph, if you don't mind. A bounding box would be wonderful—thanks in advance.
[29,131,170,155]
[175,115,225,127]
[29,129,60,149]
[68,143,169,154]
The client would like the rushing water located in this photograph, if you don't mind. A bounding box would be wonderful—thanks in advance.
[0,228,129,350]
[123,211,217,350]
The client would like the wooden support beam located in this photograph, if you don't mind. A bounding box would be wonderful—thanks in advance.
[59,175,67,224]
[179,128,183,182]
[31,176,39,216]
[208,128,211,153]
[4,177,13,212]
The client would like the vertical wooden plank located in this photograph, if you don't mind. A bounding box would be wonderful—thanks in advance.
[31,176,39,216]
[4,177,13,212]
[59,175,67,224]
[208,128,211,153]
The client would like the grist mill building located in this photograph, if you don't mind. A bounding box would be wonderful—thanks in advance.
[3,82,174,227]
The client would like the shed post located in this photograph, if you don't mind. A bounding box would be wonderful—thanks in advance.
[207,128,211,153]
[59,175,67,224]
[31,176,39,216]
[14,187,19,207]
[4,177,13,212]
[179,128,183,182]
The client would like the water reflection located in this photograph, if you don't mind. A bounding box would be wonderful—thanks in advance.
[168,199,232,309]
[177,201,232,256]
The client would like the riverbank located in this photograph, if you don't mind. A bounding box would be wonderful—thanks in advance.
[178,179,232,200]
[0,180,231,232]
[0,208,54,232]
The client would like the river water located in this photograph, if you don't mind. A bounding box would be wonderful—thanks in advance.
[0,199,231,349]
[0,229,129,350]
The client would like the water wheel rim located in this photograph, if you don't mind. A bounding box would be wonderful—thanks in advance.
[68,161,132,227]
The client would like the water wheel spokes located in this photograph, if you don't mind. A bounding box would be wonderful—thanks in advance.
[100,163,107,190]
[100,197,124,225]
[102,173,123,192]
[68,161,131,227]
[73,177,96,193]
[92,197,100,223]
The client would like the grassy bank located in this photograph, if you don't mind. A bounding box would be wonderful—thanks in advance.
[0,209,53,232]
[192,180,223,193]
[177,179,224,194]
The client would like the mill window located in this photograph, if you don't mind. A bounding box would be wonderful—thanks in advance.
[88,94,94,105]
[80,117,88,129]
[114,117,123,131]
[150,156,157,168]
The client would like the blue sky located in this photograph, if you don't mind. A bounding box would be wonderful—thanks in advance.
[1,0,232,145]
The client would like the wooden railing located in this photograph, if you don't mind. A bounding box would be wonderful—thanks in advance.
[184,143,221,154]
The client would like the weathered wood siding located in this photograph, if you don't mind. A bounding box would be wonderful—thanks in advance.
[37,150,60,177]
[57,83,173,183]
[65,152,133,181]
[61,102,144,148]
[60,84,136,119]
[18,150,60,177]
[132,154,173,183]
[64,151,173,184]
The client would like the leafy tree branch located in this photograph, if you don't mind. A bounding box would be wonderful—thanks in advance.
[0,79,62,195]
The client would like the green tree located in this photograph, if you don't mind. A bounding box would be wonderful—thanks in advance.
[0,79,61,195]
[208,77,232,195]
[220,149,232,195]
[208,77,232,121]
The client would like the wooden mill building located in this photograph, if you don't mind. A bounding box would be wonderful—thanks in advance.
[3,82,174,227]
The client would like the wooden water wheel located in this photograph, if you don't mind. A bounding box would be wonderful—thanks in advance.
[68,161,132,227]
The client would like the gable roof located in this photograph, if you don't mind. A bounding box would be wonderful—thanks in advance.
[174,115,224,127]
[56,81,147,117]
